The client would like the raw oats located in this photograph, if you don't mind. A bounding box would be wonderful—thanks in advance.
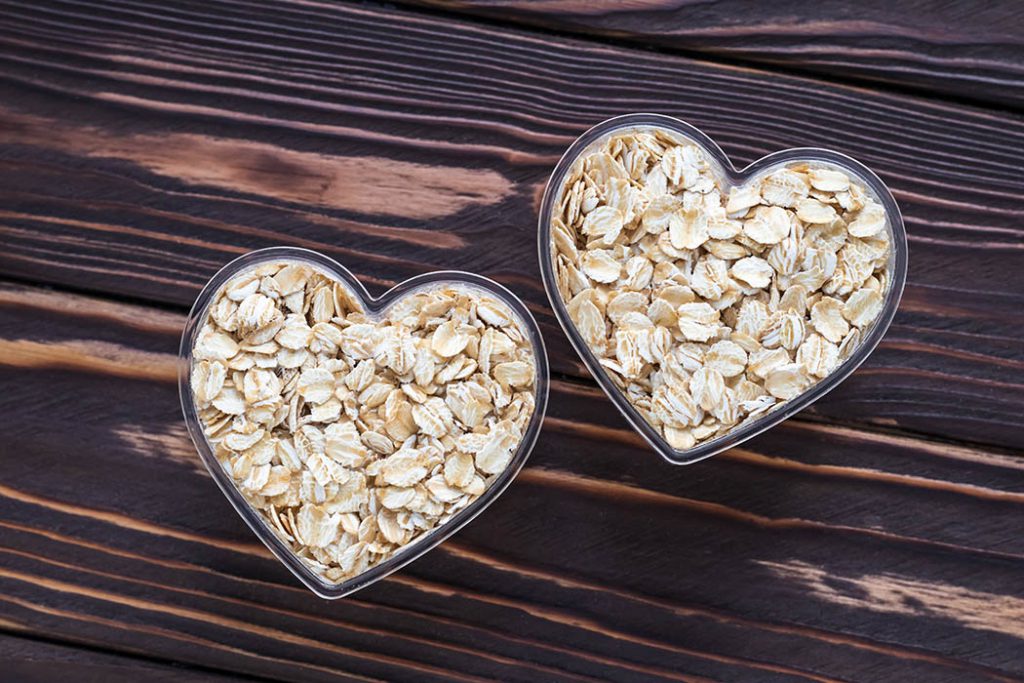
[192,261,537,583]
[550,128,892,450]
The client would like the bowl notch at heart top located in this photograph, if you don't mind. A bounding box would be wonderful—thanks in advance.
[539,114,907,465]
[180,247,549,598]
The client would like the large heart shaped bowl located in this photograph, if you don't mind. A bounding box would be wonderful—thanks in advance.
[538,113,908,466]
[179,247,550,598]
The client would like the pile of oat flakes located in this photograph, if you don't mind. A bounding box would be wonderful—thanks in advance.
[191,261,536,582]
[550,128,891,451]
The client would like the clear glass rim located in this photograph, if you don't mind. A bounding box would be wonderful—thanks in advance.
[538,113,908,466]
[179,247,550,598]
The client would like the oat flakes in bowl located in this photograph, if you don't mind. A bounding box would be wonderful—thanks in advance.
[180,248,548,597]
[539,114,907,465]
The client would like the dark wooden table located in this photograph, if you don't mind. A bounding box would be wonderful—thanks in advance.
[1,1,1023,681]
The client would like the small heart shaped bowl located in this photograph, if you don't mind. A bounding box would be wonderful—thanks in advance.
[538,113,907,465]
[179,247,549,598]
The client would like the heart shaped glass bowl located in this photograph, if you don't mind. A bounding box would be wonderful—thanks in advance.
[179,247,549,598]
[539,113,907,465]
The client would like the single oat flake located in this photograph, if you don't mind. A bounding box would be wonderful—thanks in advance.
[191,261,537,583]
[550,127,893,451]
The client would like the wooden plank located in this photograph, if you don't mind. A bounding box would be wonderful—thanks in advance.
[0,633,256,683]
[402,0,1024,109]
[0,0,1022,451]
[1,283,1023,682]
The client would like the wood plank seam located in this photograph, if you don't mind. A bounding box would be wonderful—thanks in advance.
[0,627,280,683]
[0,506,1016,682]
[1,275,1018,460]
[3,514,1011,682]
[0,1,1022,677]
[387,0,1024,113]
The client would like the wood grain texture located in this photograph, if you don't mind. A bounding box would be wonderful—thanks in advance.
[0,1,1022,451]
[0,633,256,683]
[0,2,1023,678]
[404,0,1024,109]
[1,283,1024,682]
